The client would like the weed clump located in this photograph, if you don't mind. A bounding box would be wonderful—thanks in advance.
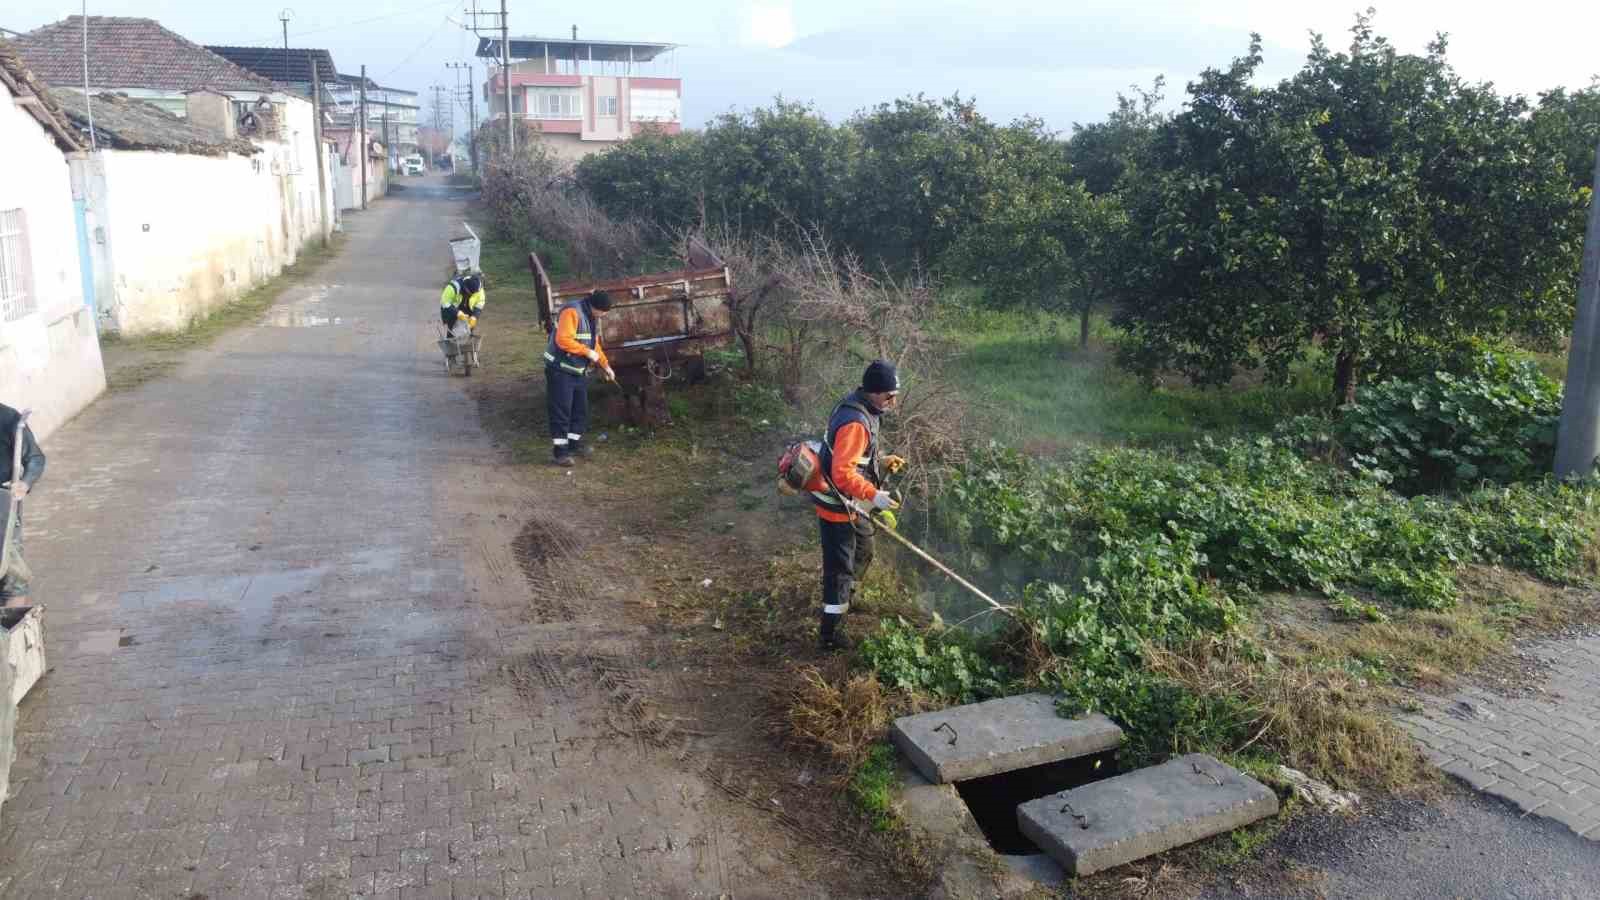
[778,665,896,770]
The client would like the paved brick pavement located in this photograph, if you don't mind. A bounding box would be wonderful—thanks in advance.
[1400,634,1600,842]
[0,184,817,898]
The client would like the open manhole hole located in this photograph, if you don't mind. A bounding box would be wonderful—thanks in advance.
[953,750,1120,853]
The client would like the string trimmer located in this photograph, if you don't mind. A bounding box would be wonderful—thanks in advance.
[840,494,1012,620]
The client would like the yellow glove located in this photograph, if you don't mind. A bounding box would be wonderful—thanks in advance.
[885,454,907,475]
[468,316,478,330]
[876,509,898,530]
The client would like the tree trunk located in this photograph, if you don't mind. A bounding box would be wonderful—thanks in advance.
[1333,348,1360,408]
[738,328,757,377]
[1079,304,1091,349]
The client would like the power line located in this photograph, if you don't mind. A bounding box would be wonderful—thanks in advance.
[289,0,458,39]
[378,14,457,82]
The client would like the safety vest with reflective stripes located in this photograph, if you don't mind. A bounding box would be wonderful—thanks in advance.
[812,393,883,513]
[441,278,485,313]
[543,300,597,375]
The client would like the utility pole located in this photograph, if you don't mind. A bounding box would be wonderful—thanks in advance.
[501,0,513,158]
[428,84,450,169]
[460,0,511,159]
[279,8,292,52]
[1557,138,1600,478]
[358,64,368,210]
[310,52,328,243]
[447,61,478,172]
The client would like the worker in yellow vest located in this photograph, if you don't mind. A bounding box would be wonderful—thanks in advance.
[440,273,485,332]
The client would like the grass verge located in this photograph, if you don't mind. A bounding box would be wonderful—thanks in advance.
[848,743,902,832]
[941,307,1330,451]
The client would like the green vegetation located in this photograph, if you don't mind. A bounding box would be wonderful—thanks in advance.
[858,618,1009,704]
[941,308,1330,449]
[848,743,902,832]
[1279,352,1564,494]
[852,425,1600,778]
[471,5,1600,841]
[1115,18,1583,405]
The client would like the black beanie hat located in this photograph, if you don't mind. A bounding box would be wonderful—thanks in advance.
[587,290,613,311]
[862,359,899,394]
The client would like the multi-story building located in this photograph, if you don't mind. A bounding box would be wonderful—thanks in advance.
[477,33,679,162]
[204,48,419,167]
[324,75,420,167]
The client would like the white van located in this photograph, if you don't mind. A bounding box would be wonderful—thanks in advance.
[401,155,426,176]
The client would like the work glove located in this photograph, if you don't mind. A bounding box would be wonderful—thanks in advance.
[871,490,897,511]
[602,366,617,383]
[884,454,907,475]
[586,349,600,363]
[875,509,898,530]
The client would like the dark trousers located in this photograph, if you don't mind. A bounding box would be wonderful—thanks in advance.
[819,515,875,635]
[545,366,590,448]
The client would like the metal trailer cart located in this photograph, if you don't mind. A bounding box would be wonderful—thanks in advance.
[528,240,735,425]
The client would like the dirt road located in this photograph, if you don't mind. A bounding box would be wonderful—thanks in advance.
[0,183,822,899]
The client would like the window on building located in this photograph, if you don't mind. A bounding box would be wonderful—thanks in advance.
[598,96,619,117]
[629,89,680,123]
[528,87,583,119]
[0,209,35,323]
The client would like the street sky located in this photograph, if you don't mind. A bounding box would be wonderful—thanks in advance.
[4,0,1598,135]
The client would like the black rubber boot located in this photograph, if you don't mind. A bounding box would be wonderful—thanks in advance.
[819,613,851,652]
[552,447,575,468]
[572,439,595,458]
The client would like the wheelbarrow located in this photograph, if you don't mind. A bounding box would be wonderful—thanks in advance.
[437,326,484,376]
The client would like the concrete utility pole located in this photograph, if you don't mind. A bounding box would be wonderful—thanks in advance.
[428,84,450,169]
[358,64,368,210]
[310,52,329,244]
[501,0,513,158]
[446,62,477,171]
[279,8,292,52]
[1556,138,1600,478]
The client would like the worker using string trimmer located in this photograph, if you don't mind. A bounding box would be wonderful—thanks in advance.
[807,360,908,652]
[543,289,616,467]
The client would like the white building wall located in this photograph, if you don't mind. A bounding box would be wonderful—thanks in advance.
[0,81,106,441]
[78,95,333,336]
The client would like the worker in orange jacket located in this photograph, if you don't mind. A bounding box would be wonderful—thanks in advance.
[811,360,906,651]
[543,290,616,467]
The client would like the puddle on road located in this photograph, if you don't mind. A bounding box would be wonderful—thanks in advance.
[118,568,327,637]
[258,283,359,328]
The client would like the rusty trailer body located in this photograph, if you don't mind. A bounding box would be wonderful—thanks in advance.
[528,251,735,424]
[528,252,735,371]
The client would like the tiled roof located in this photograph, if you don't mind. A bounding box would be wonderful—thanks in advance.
[206,46,337,86]
[0,38,84,152]
[14,17,277,94]
[55,91,261,156]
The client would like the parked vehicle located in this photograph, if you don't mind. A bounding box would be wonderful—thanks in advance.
[400,155,425,176]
